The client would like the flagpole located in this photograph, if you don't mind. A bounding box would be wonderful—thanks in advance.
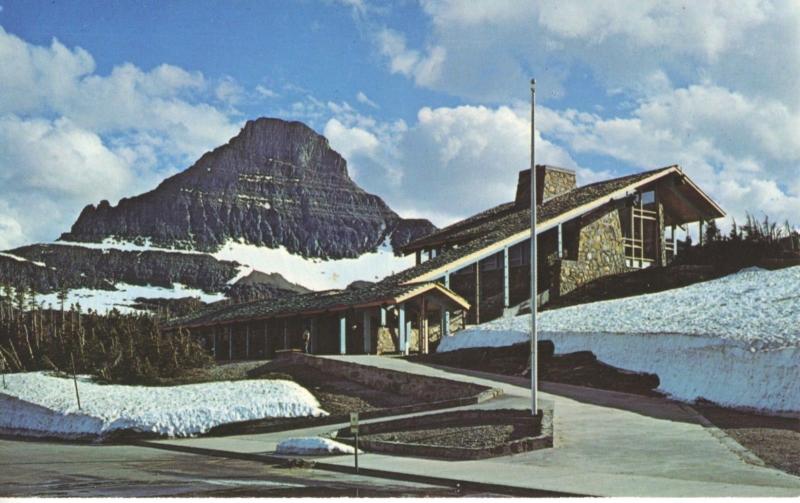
[530,78,538,415]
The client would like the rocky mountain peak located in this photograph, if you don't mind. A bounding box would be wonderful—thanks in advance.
[60,117,436,259]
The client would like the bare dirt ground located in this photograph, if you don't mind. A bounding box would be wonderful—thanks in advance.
[251,359,419,415]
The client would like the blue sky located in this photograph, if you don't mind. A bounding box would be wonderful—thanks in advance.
[1,1,799,248]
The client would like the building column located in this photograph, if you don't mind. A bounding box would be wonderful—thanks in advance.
[283,320,288,350]
[699,220,704,246]
[557,223,564,258]
[398,303,406,354]
[339,313,347,355]
[263,323,269,358]
[421,297,429,354]
[380,306,387,326]
[443,274,451,334]
[440,308,449,337]
[415,250,421,265]
[362,310,372,354]
[227,325,233,361]
[245,324,250,359]
[503,247,510,309]
[672,225,678,257]
[212,330,217,360]
[310,317,317,354]
[475,261,481,324]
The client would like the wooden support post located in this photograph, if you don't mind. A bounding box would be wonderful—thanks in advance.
[245,324,250,360]
[212,330,217,360]
[699,220,704,246]
[310,317,317,354]
[440,307,449,338]
[475,261,481,324]
[421,297,429,354]
[283,320,288,350]
[503,247,510,309]
[672,225,677,257]
[339,313,347,355]
[557,223,563,258]
[264,320,269,358]
[639,197,645,265]
[415,250,421,265]
[443,274,450,333]
[398,303,406,354]
[362,310,371,354]
[227,325,233,361]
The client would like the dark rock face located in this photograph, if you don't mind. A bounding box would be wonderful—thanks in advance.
[61,118,436,258]
[225,270,311,303]
[3,244,241,294]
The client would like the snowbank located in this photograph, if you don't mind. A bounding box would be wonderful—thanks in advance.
[0,372,327,439]
[275,437,360,455]
[438,267,800,413]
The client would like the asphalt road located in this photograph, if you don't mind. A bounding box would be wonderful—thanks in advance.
[0,437,478,497]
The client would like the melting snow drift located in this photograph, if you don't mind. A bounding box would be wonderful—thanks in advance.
[275,437,360,455]
[438,266,800,413]
[0,372,327,439]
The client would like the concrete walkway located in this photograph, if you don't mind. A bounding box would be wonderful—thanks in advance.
[145,355,800,497]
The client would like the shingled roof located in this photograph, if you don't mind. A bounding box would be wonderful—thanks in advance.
[166,280,470,329]
[386,165,681,284]
[168,164,723,330]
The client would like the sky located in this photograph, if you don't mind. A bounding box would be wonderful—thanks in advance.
[1,0,799,249]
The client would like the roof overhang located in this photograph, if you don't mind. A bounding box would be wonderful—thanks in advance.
[404,165,724,284]
[168,282,470,330]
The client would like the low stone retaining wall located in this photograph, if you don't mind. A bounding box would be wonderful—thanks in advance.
[334,408,554,460]
[276,352,499,403]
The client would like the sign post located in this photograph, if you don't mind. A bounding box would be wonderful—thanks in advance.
[350,412,359,473]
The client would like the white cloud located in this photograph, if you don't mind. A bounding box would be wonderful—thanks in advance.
[215,76,245,106]
[376,28,446,88]
[539,83,800,229]
[0,26,240,249]
[255,85,279,98]
[356,91,378,108]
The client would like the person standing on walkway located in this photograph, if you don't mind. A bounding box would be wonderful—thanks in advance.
[302,328,311,354]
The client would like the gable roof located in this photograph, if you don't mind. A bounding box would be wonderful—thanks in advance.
[388,164,723,284]
[166,280,470,329]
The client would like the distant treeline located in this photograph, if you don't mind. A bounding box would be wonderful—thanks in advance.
[0,285,211,384]
[677,213,800,269]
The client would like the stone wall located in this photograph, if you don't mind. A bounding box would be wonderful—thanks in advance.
[277,352,497,403]
[557,207,628,297]
[515,166,577,207]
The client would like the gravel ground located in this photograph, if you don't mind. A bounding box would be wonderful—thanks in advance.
[360,410,540,449]
[694,402,800,477]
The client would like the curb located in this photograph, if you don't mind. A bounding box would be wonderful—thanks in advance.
[680,404,767,468]
[132,439,585,497]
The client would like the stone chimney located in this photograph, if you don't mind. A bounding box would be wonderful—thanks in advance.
[515,165,577,207]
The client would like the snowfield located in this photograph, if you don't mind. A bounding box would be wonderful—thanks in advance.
[275,437,360,455]
[36,282,227,314]
[438,266,800,413]
[212,239,414,291]
[0,372,327,439]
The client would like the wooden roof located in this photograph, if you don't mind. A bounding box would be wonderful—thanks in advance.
[389,165,724,284]
[166,280,470,329]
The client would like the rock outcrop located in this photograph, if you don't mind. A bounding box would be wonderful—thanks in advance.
[61,118,436,258]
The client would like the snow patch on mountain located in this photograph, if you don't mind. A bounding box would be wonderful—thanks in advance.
[212,239,414,291]
[37,282,226,313]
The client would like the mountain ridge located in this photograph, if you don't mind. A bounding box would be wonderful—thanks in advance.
[60,118,436,258]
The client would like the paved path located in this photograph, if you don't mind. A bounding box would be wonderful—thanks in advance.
[145,355,800,497]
